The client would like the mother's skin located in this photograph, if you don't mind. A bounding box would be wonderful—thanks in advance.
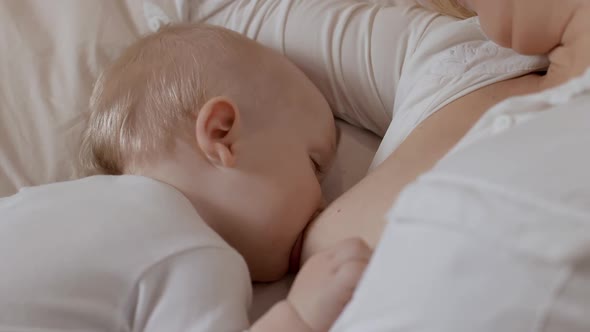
[195,0,584,260]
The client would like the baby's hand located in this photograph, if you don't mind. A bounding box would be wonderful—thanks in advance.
[288,238,372,332]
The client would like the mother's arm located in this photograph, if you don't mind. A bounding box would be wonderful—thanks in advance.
[302,85,489,261]
[192,0,439,136]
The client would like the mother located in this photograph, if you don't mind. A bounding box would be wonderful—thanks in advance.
[329,1,590,330]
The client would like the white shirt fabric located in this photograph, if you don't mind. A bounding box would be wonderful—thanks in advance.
[0,175,252,332]
[332,69,590,331]
[369,15,548,168]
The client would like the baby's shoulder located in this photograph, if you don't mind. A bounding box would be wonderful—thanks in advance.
[0,175,251,330]
[1,175,231,272]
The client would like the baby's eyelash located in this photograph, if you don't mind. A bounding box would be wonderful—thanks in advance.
[311,158,323,175]
[311,159,326,178]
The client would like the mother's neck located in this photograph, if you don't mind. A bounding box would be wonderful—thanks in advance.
[542,4,590,89]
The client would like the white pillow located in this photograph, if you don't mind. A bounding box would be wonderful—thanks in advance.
[0,0,146,196]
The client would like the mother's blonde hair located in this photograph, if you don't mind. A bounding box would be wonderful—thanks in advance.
[417,0,476,19]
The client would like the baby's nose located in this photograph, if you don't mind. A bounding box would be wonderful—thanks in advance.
[320,196,328,209]
[317,198,327,213]
[309,209,321,222]
[311,201,327,220]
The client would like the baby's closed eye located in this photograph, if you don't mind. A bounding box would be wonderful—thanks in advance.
[310,157,323,176]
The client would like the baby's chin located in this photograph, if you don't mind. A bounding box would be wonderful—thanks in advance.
[288,232,304,273]
[252,230,306,282]
[252,247,295,282]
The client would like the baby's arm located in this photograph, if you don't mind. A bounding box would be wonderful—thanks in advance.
[251,238,371,332]
[133,247,252,331]
[134,240,368,332]
[250,301,312,332]
[192,0,438,136]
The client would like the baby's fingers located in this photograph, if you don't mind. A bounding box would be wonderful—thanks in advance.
[331,238,372,263]
[330,260,370,305]
[336,260,369,286]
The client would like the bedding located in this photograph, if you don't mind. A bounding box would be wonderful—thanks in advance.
[0,0,380,318]
[0,0,143,196]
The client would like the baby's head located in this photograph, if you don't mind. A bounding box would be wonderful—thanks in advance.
[79,24,337,281]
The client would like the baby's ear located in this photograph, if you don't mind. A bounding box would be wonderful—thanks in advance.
[195,97,240,168]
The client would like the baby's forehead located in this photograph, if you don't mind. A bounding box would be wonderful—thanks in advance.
[137,25,257,66]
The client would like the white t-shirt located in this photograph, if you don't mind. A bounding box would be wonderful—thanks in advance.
[0,175,252,331]
[333,69,590,331]
[369,15,548,167]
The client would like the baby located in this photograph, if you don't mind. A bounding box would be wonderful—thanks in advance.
[0,24,370,331]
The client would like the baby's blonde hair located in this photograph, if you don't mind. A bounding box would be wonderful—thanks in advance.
[417,0,476,19]
[78,24,242,177]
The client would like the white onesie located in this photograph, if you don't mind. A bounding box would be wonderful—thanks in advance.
[0,176,252,331]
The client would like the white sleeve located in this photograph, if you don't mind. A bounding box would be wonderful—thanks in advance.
[187,0,445,136]
[131,247,252,332]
